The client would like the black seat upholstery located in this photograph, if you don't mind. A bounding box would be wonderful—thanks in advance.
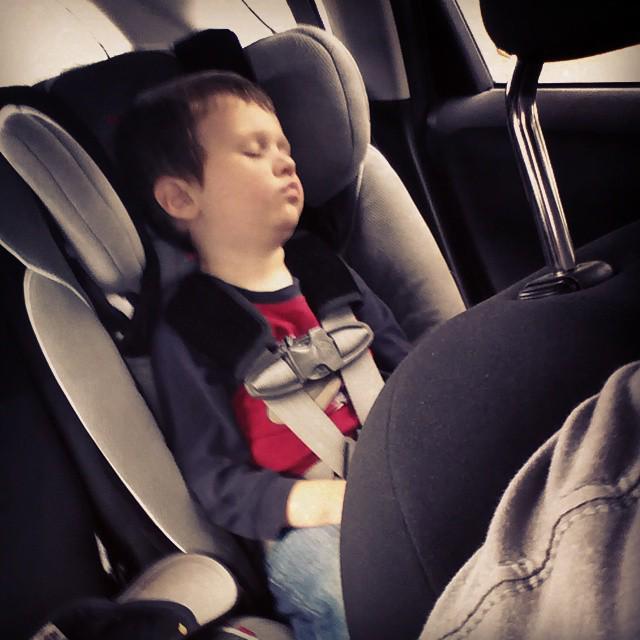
[341,3,640,638]
[342,223,640,638]
[480,0,640,62]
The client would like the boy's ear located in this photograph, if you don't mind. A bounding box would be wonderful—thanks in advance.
[153,175,200,222]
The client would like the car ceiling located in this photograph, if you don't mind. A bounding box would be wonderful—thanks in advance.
[0,0,299,86]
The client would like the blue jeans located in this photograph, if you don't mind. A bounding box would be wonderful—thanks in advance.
[264,525,349,639]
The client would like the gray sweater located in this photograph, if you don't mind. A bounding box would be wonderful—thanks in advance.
[423,360,640,640]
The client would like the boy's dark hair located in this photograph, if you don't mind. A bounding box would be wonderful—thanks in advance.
[115,70,275,248]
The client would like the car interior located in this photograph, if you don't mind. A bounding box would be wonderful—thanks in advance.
[0,1,638,638]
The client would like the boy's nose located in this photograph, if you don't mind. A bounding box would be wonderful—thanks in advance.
[275,153,296,176]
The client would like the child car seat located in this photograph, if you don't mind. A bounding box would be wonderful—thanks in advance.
[0,25,462,636]
[42,25,464,341]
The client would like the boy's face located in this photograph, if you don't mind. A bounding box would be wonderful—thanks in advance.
[186,95,303,254]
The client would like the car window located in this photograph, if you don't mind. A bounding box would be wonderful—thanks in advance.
[0,0,297,87]
[1,0,129,86]
[456,0,640,84]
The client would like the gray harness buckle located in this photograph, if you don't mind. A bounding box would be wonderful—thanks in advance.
[283,327,344,382]
[245,321,374,399]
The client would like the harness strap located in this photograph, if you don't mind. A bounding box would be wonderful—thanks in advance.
[321,309,384,425]
[244,307,383,478]
[261,393,356,479]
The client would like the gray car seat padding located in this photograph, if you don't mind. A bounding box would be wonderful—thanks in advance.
[115,551,295,637]
[23,269,235,559]
[247,25,369,208]
[345,145,465,340]
[0,105,144,302]
[117,553,238,625]
[248,26,464,339]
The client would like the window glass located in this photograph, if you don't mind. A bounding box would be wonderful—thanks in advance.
[0,0,296,87]
[456,0,640,84]
[1,0,131,86]
[182,0,296,46]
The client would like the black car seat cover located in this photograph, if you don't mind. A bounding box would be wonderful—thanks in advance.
[342,220,640,639]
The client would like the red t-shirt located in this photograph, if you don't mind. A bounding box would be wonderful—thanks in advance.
[231,281,360,476]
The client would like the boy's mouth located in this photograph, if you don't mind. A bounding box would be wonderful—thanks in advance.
[282,180,302,202]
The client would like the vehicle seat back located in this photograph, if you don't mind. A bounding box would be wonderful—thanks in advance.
[341,1,640,636]
[342,218,640,640]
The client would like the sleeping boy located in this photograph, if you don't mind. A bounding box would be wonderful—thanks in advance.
[116,70,409,639]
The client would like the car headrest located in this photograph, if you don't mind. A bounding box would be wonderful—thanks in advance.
[480,0,640,62]
[0,104,145,300]
[247,25,370,207]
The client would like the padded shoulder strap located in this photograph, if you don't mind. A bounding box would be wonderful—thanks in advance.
[168,233,364,382]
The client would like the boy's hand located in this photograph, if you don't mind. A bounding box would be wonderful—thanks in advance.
[285,479,347,528]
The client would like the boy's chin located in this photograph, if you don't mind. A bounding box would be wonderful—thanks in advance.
[275,222,298,247]
[277,211,302,241]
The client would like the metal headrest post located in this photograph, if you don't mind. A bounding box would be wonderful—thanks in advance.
[506,59,613,300]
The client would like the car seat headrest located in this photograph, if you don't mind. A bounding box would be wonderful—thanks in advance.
[0,105,145,299]
[174,28,256,80]
[247,26,370,207]
[480,0,640,62]
[45,51,183,161]
[44,26,370,220]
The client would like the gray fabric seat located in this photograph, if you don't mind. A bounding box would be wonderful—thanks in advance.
[0,24,462,635]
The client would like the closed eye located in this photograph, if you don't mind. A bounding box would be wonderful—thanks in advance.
[278,138,292,156]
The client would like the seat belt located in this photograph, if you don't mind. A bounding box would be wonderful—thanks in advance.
[244,308,384,478]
